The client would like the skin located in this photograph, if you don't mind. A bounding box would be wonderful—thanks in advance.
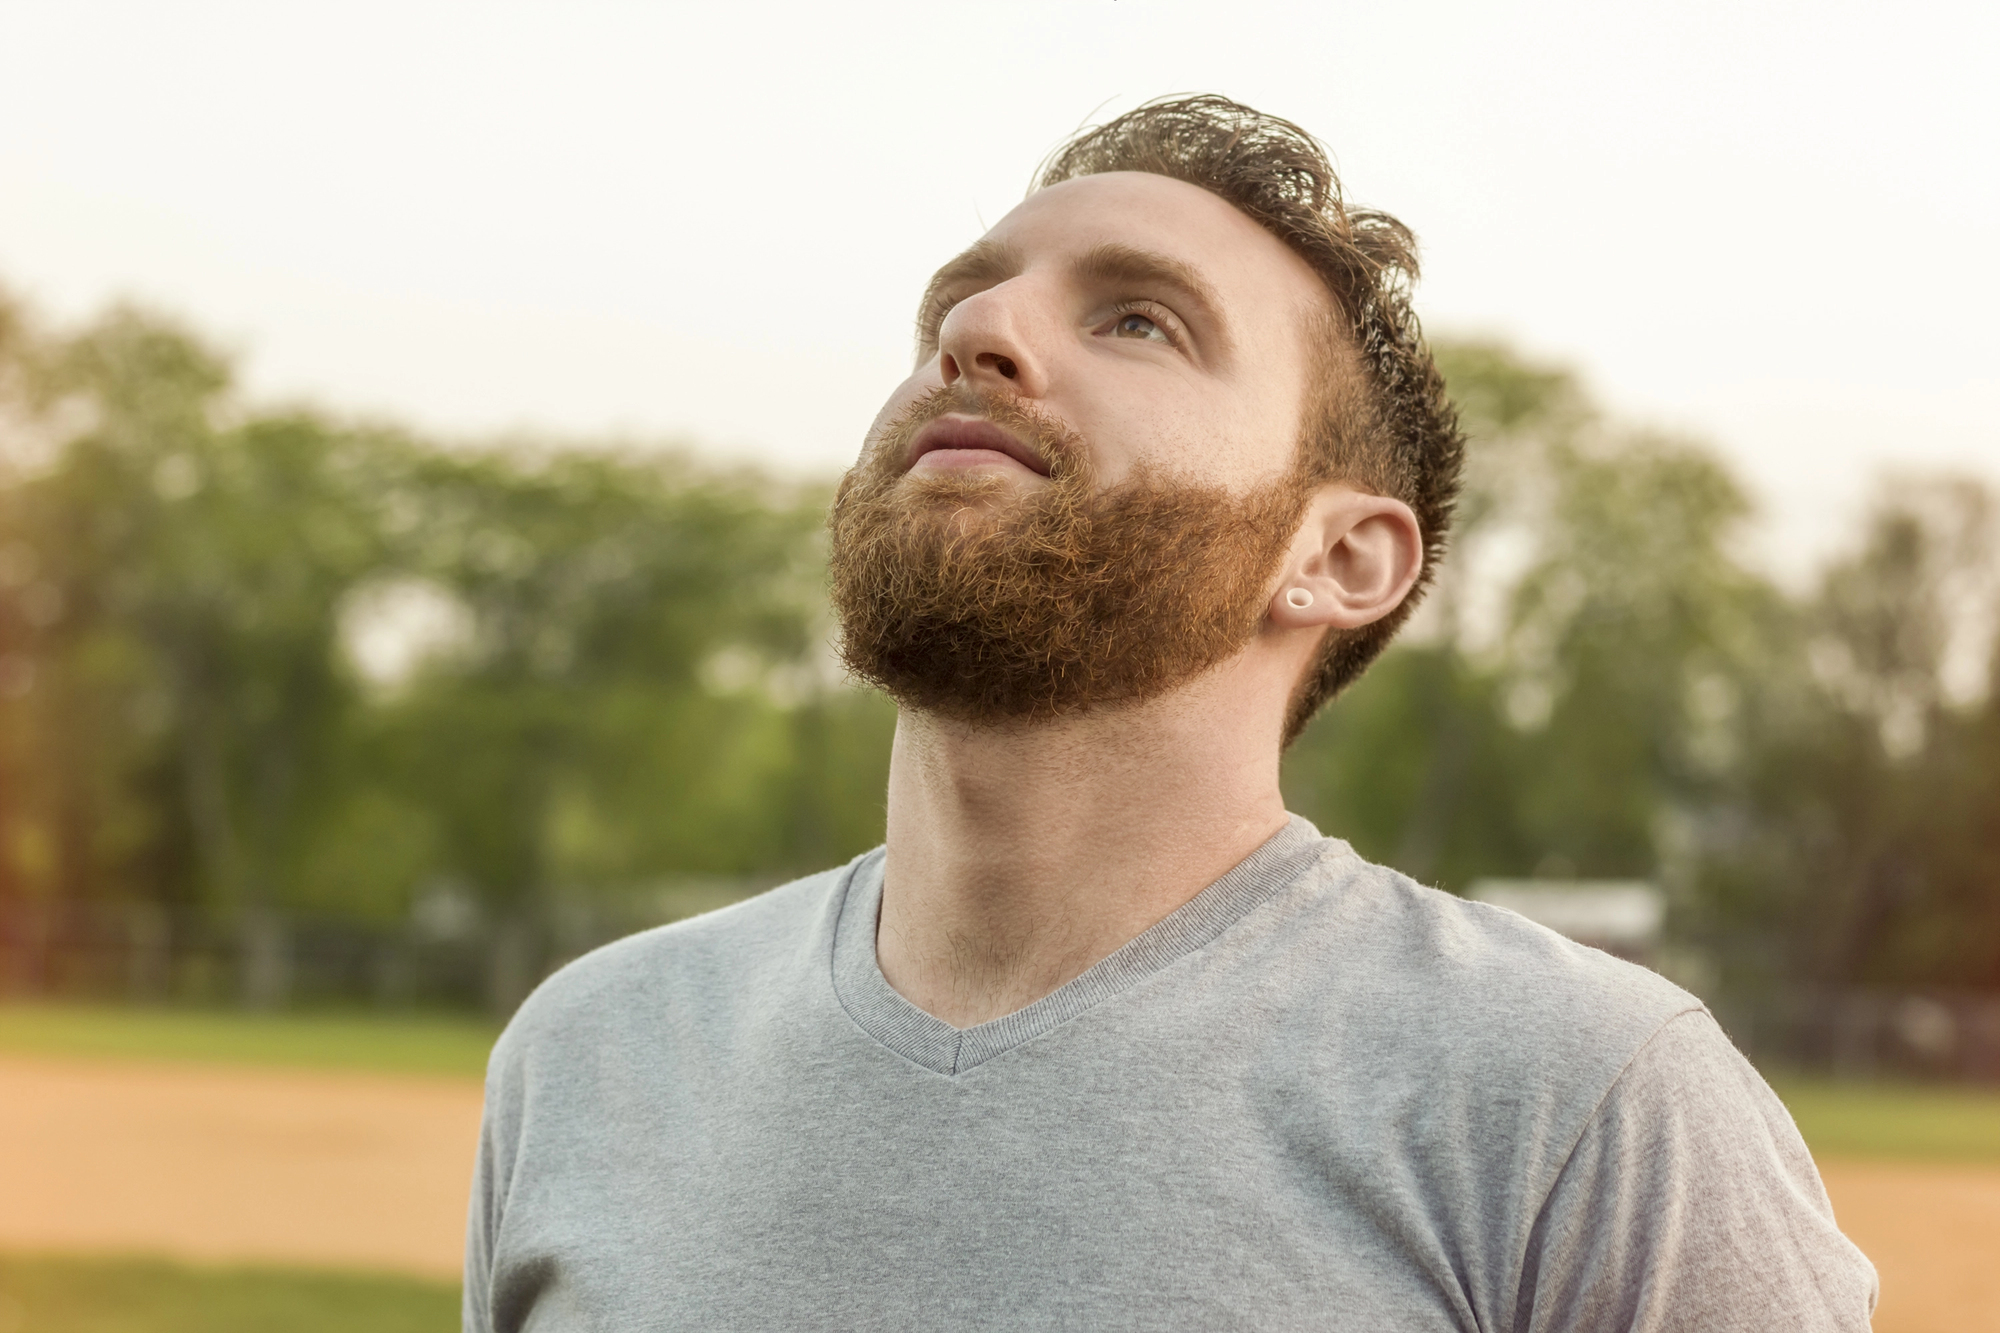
[869,171,1426,1027]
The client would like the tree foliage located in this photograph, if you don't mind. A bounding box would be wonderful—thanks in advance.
[0,294,894,1007]
[2,291,1995,1007]
[1284,340,2000,993]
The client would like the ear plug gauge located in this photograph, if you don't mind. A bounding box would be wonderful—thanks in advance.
[1285,587,1314,609]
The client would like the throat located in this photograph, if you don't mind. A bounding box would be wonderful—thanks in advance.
[872,693,1289,1028]
[880,905,1110,1029]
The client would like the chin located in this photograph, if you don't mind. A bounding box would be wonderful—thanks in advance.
[896,469,1024,506]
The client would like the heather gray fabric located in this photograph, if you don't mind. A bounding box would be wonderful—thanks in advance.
[464,817,1876,1331]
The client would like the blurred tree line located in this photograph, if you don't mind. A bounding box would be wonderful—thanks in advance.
[1285,343,2000,1001]
[0,293,894,1009]
[1,290,1995,1014]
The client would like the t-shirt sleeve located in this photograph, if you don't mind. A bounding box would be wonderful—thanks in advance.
[1515,1009,1878,1332]
[462,1077,500,1333]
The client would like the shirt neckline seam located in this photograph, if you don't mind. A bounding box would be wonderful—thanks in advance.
[829,819,1342,1078]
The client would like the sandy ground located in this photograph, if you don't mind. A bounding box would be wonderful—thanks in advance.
[0,1056,480,1279]
[1820,1159,2000,1333]
[0,1054,1995,1327]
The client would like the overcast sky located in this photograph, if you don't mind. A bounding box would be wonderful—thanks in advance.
[2,0,1994,579]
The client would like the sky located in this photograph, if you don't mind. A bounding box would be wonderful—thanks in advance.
[1,0,1995,581]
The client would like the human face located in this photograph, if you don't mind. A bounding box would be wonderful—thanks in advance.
[826,173,1331,723]
[868,171,1330,494]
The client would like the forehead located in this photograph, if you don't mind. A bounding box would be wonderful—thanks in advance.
[980,171,1328,319]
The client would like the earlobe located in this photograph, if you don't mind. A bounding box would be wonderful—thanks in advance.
[1266,486,1423,632]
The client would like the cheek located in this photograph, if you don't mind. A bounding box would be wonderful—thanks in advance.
[1047,363,1199,487]
[1211,349,1315,483]
[1080,394,1277,492]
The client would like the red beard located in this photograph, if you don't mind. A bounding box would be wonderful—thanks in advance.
[827,385,1310,722]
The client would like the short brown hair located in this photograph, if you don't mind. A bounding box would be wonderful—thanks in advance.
[1035,95,1464,742]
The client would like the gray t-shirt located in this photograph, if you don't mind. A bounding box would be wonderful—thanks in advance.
[465,817,1876,1331]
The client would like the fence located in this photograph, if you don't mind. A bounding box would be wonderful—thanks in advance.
[1715,990,2000,1083]
[0,878,775,1016]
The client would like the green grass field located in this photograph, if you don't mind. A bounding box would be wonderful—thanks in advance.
[1772,1077,2000,1163]
[0,1003,496,1080]
[0,1255,456,1333]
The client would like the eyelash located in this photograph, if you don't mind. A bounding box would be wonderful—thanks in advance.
[1104,299,1186,348]
[917,296,960,349]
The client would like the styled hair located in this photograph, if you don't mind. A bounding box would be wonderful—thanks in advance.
[1034,95,1464,742]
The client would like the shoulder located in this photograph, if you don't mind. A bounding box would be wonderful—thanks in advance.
[1266,844,1706,1110]
[1523,1008,1877,1328]
[1306,848,1696,1029]
[486,857,863,1085]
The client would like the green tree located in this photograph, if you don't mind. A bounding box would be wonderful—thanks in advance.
[4,306,386,1002]
[1697,475,2000,991]
[353,446,859,1007]
[9,286,1992,1023]
[0,291,896,1010]
[1286,340,1780,894]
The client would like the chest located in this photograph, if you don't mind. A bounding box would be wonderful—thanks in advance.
[491,1055,1516,1332]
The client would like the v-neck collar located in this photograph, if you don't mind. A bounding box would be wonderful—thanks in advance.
[830,815,1337,1076]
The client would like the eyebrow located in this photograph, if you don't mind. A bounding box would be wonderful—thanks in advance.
[1069,241,1231,356]
[914,238,1234,358]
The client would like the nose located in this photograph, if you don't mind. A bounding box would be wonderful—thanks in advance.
[934,281,1048,398]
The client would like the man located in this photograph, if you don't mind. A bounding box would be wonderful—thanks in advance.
[465,96,1875,1330]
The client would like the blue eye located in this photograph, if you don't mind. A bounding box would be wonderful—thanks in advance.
[1113,313,1169,342]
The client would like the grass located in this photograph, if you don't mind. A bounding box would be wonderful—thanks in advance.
[1773,1077,2000,1164]
[0,1254,456,1333]
[0,1003,495,1080]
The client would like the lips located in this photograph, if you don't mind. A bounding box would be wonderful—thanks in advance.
[906,416,1050,476]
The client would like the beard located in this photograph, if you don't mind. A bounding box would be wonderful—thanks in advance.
[827,385,1312,723]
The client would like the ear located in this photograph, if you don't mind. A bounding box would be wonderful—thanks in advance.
[1266,484,1425,631]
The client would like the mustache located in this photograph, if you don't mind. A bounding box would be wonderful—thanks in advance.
[869,384,1089,482]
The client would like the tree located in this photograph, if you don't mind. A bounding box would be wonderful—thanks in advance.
[2,305,384,1002]
[0,290,896,1010]
[7,287,1993,1022]
[359,446,840,1007]
[1285,340,1776,895]
[1696,475,2000,991]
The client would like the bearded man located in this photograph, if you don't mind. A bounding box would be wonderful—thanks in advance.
[464,97,1875,1331]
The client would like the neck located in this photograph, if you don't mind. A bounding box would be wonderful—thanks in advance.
[876,656,1294,1027]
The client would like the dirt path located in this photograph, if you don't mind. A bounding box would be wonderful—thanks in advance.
[0,1056,481,1279]
[1,1054,1995,1327]
[1820,1160,2000,1333]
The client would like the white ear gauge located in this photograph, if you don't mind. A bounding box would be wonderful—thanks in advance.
[1285,587,1314,609]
